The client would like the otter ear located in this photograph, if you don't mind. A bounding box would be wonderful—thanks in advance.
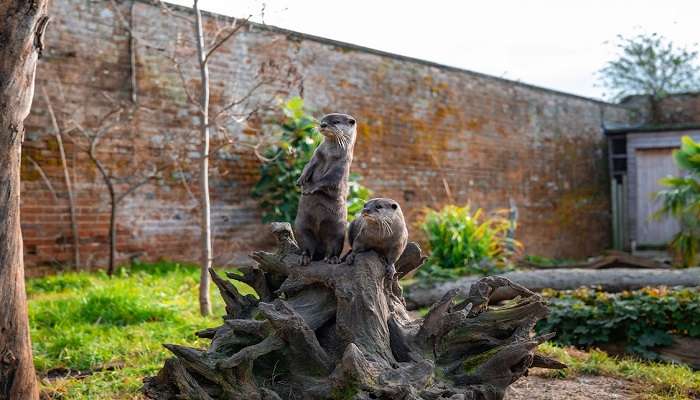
[348,118,356,126]
[391,203,398,210]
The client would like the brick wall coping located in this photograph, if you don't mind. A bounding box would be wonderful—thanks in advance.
[156,0,629,108]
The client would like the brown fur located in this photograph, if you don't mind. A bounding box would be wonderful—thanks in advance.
[294,113,357,265]
[346,198,408,280]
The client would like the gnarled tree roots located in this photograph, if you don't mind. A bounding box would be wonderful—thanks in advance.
[143,223,564,400]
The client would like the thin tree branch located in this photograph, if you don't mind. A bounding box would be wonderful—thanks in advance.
[25,155,58,203]
[42,87,81,269]
[203,16,251,64]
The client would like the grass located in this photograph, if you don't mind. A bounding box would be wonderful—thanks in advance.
[28,261,255,400]
[28,262,699,399]
[538,343,700,399]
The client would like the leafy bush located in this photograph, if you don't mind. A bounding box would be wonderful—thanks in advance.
[537,287,700,359]
[418,204,520,280]
[252,97,371,223]
[655,135,700,267]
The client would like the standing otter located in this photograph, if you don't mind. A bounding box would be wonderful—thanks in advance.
[346,198,408,280]
[295,113,357,265]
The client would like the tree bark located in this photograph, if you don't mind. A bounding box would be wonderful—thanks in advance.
[404,267,700,309]
[89,139,118,276]
[144,227,563,400]
[194,0,212,316]
[0,1,49,399]
[108,188,117,275]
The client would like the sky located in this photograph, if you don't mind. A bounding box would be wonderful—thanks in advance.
[168,0,700,100]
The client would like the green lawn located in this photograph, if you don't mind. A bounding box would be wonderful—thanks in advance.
[27,262,700,399]
[28,262,254,399]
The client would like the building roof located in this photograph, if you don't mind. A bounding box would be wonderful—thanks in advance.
[604,123,700,136]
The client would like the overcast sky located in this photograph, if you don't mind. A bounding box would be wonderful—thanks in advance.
[168,0,699,100]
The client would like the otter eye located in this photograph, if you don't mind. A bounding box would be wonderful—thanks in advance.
[391,203,398,209]
[376,204,382,210]
[348,119,355,126]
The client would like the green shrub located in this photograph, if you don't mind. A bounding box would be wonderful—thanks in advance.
[537,287,700,359]
[252,97,371,223]
[418,204,520,280]
[655,135,700,267]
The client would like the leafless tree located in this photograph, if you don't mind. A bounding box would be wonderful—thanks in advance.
[65,100,173,276]
[146,1,299,315]
[108,0,300,315]
[0,1,49,398]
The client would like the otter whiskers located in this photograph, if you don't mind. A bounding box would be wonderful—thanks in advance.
[334,132,350,150]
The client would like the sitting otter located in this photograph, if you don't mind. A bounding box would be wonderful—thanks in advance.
[294,113,357,265]
[346,198,408,280]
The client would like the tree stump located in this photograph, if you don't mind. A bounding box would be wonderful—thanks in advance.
[143,223,564,400]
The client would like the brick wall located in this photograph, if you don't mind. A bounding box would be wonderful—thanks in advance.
[21,0,634,274]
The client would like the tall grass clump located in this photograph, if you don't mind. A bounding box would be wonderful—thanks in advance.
[418,204,520,281]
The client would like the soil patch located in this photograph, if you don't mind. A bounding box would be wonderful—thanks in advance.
[506,373,643,400]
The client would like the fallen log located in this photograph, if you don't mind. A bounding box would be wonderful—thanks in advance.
[517,251,670,270]
[143,224,563,400]
[404,268,700,309]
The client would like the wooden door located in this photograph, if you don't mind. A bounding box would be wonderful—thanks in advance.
[636,148,680,246]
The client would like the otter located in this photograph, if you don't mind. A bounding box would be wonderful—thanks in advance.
[346,198,408,280]
[294,113,357,265]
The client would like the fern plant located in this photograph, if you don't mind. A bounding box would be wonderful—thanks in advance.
[418,204,521,280]
[655,136,700,267]
[252,97,371,223]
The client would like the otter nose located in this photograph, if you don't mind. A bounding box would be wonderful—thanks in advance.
[320,122,328,129]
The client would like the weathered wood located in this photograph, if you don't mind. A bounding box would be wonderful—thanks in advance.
[0,1,49,399]
[209,268,258,319]
[405,267,700,309]
[656,336,700,370]
[144,223,562,399]
[517,250,670,270]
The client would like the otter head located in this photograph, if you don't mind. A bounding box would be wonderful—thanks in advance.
[360,198,403,237]
[318,113,356,150]
[270,222,295,242]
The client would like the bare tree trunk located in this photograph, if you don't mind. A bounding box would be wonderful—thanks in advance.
[0,1,49,399]
[107,187,117,276]
[43,89,80,269]
[194,0,212,316]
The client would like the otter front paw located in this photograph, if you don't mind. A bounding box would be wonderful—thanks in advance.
[345,252,356,265]
[385,263,396,281]
[301,186,317,195]
[325,255,341,264]
[300,253,311,266]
